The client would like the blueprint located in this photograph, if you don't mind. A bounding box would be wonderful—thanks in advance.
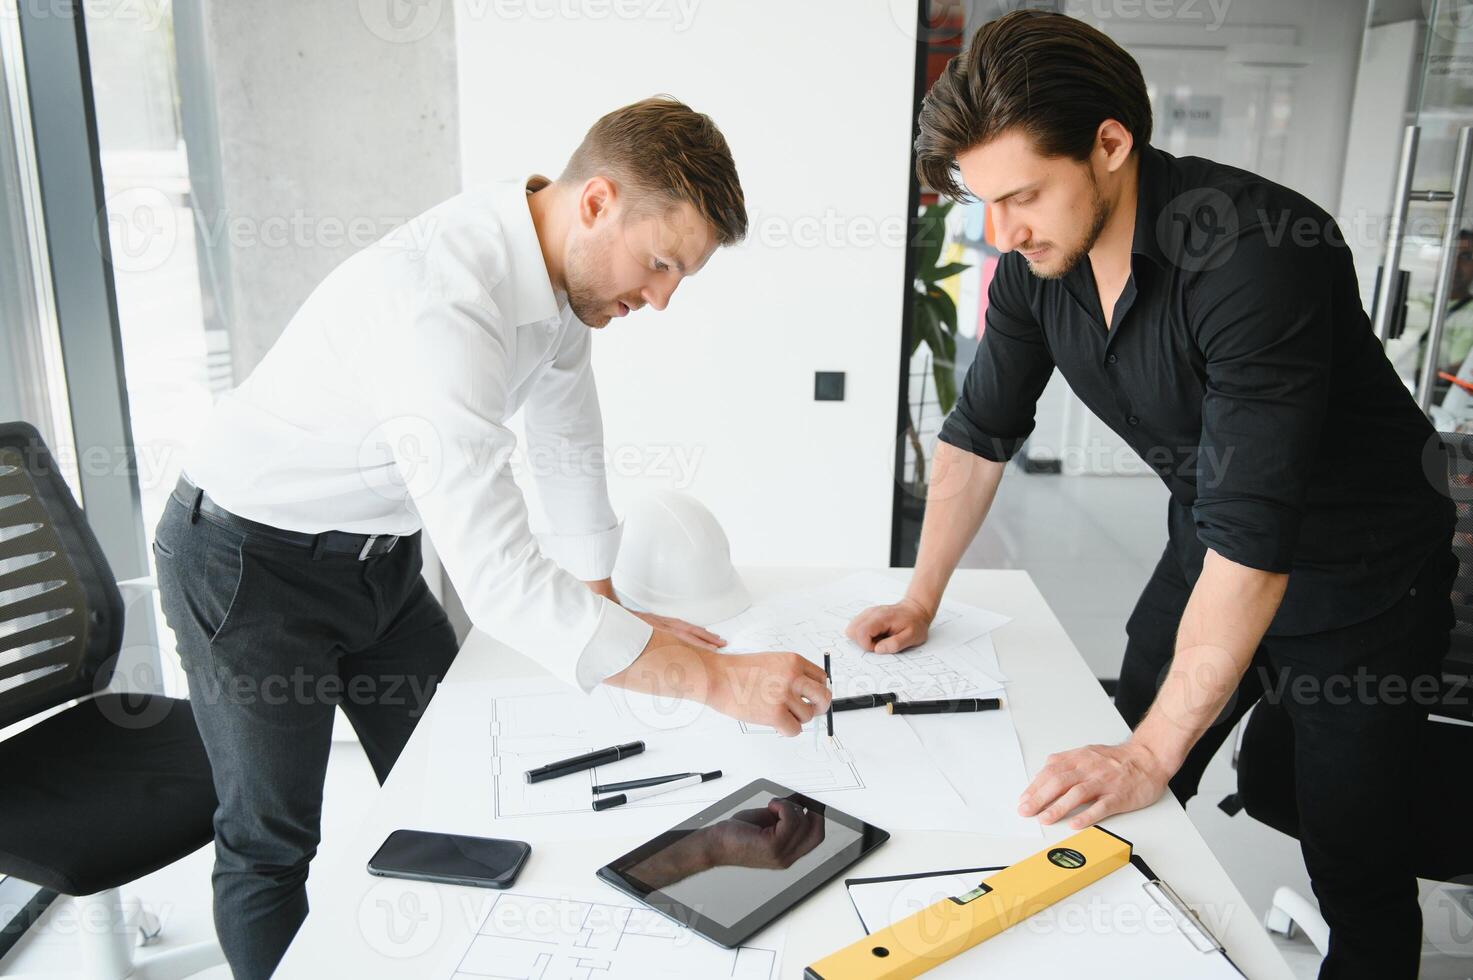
[710,571,1011,699]
[423,574,1032,841]
[423,677,977,841]
[451,889,783,980]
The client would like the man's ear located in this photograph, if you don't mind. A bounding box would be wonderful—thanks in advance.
[578,176,618,230]
[1095,119,1134,174]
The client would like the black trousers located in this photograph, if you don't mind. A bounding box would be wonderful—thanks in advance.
[1114,543,1455,980]
[153,491,460,980]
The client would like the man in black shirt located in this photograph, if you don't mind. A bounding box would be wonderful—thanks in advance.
[845,12,1454,979]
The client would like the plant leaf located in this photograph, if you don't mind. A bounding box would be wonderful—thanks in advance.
[925,288,960,335]
[924,261,971,284]
[909,295,936,359]
[931,326,958,415]
[914,204,949,275]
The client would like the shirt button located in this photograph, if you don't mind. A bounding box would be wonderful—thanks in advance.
[1127,415,1140,426]
[1107,353,1119,364]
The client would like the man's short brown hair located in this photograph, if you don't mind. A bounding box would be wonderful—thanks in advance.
[915,10,1153,201]
[561,96,748,246]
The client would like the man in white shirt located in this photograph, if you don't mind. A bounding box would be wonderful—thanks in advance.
[154,97,829,980]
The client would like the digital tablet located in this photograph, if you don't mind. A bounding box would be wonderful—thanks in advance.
[596,778,890,948]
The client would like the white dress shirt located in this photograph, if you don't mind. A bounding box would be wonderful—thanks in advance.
[183,178,654,691]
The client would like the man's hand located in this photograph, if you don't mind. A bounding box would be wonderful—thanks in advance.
[632,611,726,651]
[582,577,728,651]
[605,634,831,738]
[1017,740,1173,830]
[704,799,827,869]
[845,596,932,653]
[705,649,832,736]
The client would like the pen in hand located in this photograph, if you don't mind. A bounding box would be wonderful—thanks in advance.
[824,653,834,737]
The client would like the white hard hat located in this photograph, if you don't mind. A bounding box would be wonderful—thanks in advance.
[613,491,751,626]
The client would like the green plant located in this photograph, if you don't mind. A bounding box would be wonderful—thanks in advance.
[905,201,970,489]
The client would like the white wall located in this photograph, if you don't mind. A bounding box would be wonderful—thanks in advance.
[454,1,919,567]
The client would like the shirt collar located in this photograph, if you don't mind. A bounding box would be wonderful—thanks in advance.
[1129,143,1171,270]
[487,175,562,327]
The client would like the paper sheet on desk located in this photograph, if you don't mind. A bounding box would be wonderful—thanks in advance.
[780,570,1012,650]
[896,686,1041,839]
[422,678,977,841]
[709,572,1012,700]
[446,885,786,980]
[844,863,1243,978]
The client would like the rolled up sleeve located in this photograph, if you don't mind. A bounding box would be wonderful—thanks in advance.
[937,252,1055,461]
[522,315,624,581]
[1189,231,1333,573]
[363,266,650,692]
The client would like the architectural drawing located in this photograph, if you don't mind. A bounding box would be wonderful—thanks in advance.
[451,891,780,980]
[488,688,865,819]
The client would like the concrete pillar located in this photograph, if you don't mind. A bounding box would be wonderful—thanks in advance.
[176,0,461,381]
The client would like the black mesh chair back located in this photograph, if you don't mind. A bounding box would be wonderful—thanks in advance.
[0,421,217,902]
[0,421,123,729]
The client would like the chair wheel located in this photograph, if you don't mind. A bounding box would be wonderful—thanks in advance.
[136,907,162,946]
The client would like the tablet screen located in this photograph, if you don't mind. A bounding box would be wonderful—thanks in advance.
[598,779,889,948]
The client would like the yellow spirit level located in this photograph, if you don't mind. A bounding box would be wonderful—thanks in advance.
[804,826,1133,979]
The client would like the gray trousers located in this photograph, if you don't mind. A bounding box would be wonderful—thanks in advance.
[154,490,459,980]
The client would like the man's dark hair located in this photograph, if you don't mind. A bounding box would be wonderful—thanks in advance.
[915,10,1153,201]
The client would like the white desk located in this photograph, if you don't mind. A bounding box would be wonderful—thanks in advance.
[276,568,1293,979]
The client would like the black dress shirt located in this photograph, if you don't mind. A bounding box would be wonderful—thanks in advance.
[939,144,1453,635]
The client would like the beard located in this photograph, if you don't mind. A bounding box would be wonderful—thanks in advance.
[1024,177,1111,280]
[565,233,618,328]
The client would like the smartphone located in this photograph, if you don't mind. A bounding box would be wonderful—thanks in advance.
[366,829,530,889]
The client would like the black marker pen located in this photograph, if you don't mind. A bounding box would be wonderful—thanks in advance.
[525,740,645,783]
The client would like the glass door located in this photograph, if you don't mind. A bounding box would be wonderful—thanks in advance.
[1346,0,1473,431]
[0,5,75,495]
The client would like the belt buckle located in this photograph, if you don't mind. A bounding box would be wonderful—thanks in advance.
[358,535,378,561]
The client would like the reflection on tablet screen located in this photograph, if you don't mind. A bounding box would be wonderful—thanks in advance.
[603,783,879,944]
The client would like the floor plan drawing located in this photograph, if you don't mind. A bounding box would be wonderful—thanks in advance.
[488,687,866,820]
[423,571,1019,840]
[451,891,782,980]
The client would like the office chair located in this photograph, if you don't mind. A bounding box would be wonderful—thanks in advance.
[0,421,222,979]
[1220,430,1473,958]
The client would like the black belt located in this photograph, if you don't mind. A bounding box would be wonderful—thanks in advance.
[172,475,403,560]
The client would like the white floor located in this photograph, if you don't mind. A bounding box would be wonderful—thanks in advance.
[5,471,1471,977]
